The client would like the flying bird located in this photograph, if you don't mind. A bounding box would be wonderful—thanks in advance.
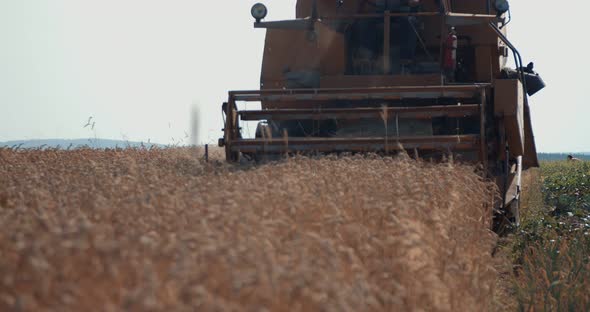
[83,117,93,128]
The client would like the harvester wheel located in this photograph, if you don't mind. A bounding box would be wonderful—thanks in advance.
[225,145,239,162]
[255,122,270,139]
[253,122,281,163]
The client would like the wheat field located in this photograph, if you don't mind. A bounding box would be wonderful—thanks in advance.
[0,148,499,311]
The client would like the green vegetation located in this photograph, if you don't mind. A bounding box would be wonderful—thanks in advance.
[543,161,590,215]
[511,161,590,311]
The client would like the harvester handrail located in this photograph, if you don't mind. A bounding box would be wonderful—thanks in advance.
[229,84,490,96]
[319,12,497,20]
[239,104,480,121]
[229,85,491,102]
[230,135,480,153]
[319,12,440,19]
[230,86,489,102]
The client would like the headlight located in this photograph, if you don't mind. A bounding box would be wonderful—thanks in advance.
[251,3,268,22]
[495,0,510,14]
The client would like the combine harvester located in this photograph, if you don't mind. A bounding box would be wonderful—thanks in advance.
[218,0,545,230]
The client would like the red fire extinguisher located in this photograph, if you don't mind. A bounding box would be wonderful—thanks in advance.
[444,27,458,72]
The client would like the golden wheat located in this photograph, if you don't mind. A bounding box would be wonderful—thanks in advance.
[0,148,498,311]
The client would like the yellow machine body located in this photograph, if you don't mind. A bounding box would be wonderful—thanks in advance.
[221,0,544,227]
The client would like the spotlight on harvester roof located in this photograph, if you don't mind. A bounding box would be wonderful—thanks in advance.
[495,0,510,14]
[251,3,268,23]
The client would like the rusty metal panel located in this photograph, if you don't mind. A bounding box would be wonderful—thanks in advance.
[261,79,288,90]
[261,21,346,110]
[475,46,493,82]
[494,79,523,116]
[495,79,525,156]
[261,22,345,83]
[297,0,357,18]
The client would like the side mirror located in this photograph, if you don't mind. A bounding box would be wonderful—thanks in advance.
[251,3,268,23]
[495,0,510,15]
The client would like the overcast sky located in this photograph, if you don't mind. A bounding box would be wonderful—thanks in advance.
[0,1,588,152]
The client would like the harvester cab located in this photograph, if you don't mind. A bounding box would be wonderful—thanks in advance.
[219,0,545,229]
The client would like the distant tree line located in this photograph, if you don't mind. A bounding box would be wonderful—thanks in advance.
[538,153,590,161]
